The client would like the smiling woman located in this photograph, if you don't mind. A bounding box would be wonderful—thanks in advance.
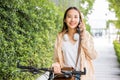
[52,7,97,80]
[65,9,80,29]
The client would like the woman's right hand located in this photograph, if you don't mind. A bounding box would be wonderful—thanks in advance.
[52,62,61,74]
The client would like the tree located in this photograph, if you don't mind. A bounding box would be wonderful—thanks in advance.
[107,0,120,41]
[0,0,62,79]
[107,0,120,29]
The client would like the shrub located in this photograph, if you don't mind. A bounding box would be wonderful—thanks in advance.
[113,40,120,63]
[0,0,62,80]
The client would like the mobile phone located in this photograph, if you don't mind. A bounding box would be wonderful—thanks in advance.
[77,27,80,34]
[77,21,81,34]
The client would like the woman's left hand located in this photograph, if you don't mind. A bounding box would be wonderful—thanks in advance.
[79,22,86,39]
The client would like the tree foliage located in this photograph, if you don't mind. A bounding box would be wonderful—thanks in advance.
[0,0,62,79]
[107,0,120,29]
[108,0,120,42]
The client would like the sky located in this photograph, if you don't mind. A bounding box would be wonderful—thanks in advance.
[88,0,117,29]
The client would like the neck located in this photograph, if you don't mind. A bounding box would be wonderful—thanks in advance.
[68,28,76,36]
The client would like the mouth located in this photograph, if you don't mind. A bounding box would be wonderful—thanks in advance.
[69,22,76,26]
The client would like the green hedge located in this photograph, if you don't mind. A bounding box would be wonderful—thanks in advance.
[0,0,62,80]
[113,40,120,63]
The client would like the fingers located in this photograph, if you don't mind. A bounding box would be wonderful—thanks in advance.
[78,22,86,39]
[79,22,86,30]
[52,62,61,73]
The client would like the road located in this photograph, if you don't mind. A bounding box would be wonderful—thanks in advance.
[93,37,120,80]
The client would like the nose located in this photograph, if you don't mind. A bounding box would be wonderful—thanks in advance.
[71,17,74,21]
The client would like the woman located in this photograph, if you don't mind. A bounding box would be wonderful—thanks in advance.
[52,7,97,80]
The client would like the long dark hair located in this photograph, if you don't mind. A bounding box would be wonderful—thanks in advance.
[61,7,84,33]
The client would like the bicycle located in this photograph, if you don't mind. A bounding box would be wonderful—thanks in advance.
[17,61,86,80]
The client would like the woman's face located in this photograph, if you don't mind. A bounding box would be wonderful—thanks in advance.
[64,9,80,30]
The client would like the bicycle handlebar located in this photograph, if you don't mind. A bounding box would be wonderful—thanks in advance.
[17,61,86,75]
[17,61,53,74]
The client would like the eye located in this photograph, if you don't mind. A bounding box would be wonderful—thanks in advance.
[75,15,79,18]
[67,15,72,18]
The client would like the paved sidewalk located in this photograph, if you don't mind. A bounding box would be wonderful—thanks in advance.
[93,37,120,80]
